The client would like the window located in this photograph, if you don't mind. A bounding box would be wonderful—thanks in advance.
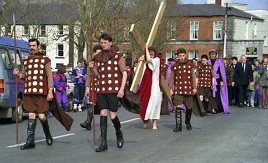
[23,25,29,35]
[167,22,176,40]
[190,21,199,40]
[58,25,63,35]
[124,24,130,41]
[40,25,46,36]
[188,50,199,59]
[253,23,257,37]
[7,25,12,35]
[213,21,223,40]
[9,49,21,69]
[40,44,46,55]
[0,48,12,69]
[57,44,64,57]
[264,36,267,47]
[245,21,249,39]
[21,51,30,60]
[166,50,176,60]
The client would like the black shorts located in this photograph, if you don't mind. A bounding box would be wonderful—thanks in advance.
[97,93,119,112]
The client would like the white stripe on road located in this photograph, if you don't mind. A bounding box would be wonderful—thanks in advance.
[6,118,140,148]
[120,117,140,124]
[6,133,76,148]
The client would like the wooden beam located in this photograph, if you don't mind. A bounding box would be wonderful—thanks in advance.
[146,1,167,46]
[129,24,146,54]
[129,24,146,93]
[160,75,175,111]
[130,1,167,93]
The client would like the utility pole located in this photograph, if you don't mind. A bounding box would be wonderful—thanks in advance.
[223,2,228,58]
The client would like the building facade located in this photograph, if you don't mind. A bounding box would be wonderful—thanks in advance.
[0,1,265,67]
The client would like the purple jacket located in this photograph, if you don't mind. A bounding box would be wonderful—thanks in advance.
[71,67,86,85]
[54,74,67,92]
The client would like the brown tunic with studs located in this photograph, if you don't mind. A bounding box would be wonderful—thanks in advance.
[196,64,214,88]
[87,45,126,94]
[169,59,197,109]
[20,53,53,113]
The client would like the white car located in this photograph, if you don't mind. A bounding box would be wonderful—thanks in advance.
[64,71,74,111]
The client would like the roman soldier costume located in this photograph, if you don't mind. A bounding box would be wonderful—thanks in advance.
[170,59,196,132]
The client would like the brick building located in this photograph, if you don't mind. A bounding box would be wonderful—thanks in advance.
[163,4,264,61]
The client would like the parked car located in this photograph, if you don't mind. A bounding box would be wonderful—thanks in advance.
[0,36,30,122]
[65,71,74,111]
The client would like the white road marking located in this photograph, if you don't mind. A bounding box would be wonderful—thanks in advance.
[6,133,75,148]
[6,118,139,148]
[120,117,140,124]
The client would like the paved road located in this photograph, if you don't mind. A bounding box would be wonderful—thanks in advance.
[0,106,267,163]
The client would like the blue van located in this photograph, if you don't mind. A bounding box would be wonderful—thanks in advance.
[0,36,30,122]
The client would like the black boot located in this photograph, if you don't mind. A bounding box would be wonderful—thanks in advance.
[80,104,93,130]
[185,109,192,130]
[173,107,182,132]
[95,116,108,152]
[40,118,53,145]
[203,101,209,116]
[111,116,124,148]
[20,119,36,150]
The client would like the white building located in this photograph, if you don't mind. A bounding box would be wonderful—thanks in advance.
[246,10,268,57]
[207,0,265,60]
[0,2,87,70]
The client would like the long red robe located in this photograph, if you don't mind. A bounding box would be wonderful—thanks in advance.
[137,64,152,123]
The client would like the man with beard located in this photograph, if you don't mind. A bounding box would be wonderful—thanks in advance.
[137,45,162,130]
[13,38,53,150]
[208,49,229,114]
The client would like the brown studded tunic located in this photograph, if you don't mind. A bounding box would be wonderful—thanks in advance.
[170,60,196,95]
[196,64,214,88]
[89,45,126,94]
[20,53,53,113]
[23,56,50,95]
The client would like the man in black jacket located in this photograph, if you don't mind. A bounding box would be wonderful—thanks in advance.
[232,55,253,107]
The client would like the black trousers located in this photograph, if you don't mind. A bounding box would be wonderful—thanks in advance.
[228,86,239,104]
[215,79,223,113]
[238,84,248,104]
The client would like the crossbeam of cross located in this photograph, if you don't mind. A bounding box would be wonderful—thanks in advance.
[129,0,175,110]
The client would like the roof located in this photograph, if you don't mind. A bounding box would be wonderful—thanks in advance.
[3,2,77,25]
[165,4,263,20]
[1,3,263,25]
[0,36,29,50]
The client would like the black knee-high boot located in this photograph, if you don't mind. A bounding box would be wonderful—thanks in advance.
[20,119,37,150]
[204,101,209,113]
[173,107,182,132]
[185,109,192,130]
[111,116,124,148]
[40,118,53,145]
[80,104,93,130]
[95,116,108,152]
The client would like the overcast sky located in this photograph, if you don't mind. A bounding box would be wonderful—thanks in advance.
[180,0,268,10]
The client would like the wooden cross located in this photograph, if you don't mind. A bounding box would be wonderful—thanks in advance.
[129,1,175,110]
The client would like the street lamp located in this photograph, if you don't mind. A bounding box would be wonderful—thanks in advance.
[223,3,231,58]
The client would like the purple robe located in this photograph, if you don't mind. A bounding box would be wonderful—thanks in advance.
[208,59,230,114]
[167,60,176,111]
[54,74,68,112]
